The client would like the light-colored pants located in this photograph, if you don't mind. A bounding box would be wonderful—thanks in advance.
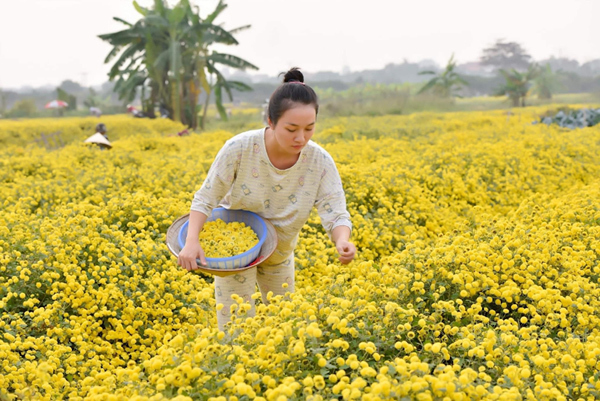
[214,254,295,330]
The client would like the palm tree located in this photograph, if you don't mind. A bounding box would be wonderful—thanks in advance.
[182,1,254,128]
[417,54,468,98]
[531,64,562,100]
[98,13,152,112]
[199,62,253,130]
[99,0,258,129]
[494,65,539,107]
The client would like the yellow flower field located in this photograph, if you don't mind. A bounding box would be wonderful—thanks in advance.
[1,106,600,400]
[0,115,187,148]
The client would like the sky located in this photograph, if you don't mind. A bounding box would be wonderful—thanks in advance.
[0,0,597,90]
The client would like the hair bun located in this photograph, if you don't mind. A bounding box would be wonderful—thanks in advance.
[283,67,304,84]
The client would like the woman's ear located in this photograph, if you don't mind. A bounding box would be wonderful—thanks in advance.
[267,117,274,129]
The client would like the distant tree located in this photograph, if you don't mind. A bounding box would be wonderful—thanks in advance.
[417,54,468,98]
[538,57,580,74]
[83,88,112,109]
[8,99,37,117]
[531,64,562,100]
[84,88,99,108]
[580,59,600,77]
[59,80,85,93]
[57,88,77,111]
[0,90,7,116]
[494,65,539,107]
[480,39,532,71]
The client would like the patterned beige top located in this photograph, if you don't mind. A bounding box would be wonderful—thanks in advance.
[191,127,352,265]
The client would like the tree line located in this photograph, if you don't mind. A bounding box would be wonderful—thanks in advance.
[416,40,600,107]
[2,21,599,120]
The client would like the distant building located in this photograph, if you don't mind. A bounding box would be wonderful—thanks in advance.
[456,62,495,77]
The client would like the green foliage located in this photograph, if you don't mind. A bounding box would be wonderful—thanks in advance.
[83,88,111,109]
[98,0,257,129]
[316,83,462,117]
[494,65,539,107]
[480,39,532,71]
[6,99,37,118]
[417,54,468,98]
[531,64,562,100]
[318,84,412,117]
[0,91,7,115]
[56,88,77,111]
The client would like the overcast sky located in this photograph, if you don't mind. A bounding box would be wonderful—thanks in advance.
[0,0,597,89]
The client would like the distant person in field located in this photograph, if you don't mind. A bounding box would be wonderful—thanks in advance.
[89,107,102,117]
[127,104,145,118]
[96,123,109,141]
[83,123,111,150]
[178,67,356,330]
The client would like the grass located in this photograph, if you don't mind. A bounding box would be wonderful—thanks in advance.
[200,92,600,133]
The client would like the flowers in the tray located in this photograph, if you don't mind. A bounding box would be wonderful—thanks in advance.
[199,219,259,258]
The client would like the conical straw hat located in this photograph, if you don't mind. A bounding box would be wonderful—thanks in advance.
[84,133,112,148]
[165,213,278,277]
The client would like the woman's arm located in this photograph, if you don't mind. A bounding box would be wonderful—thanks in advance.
[314,154,355,264]
[181,140,240,271]
[191,140,239,217]
[178,210,209,270]
[332,225,356,264]
[186,210,208,244]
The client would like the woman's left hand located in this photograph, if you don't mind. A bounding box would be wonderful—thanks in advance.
[335,240,356,264]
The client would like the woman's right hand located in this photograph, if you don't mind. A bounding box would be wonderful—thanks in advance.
[177,241,207,271]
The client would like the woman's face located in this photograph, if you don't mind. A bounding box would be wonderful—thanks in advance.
[268,103,316,156]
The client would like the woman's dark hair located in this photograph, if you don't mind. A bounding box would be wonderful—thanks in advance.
[267,67,319,126]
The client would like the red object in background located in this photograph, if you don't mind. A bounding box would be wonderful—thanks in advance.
[45,100,68,109]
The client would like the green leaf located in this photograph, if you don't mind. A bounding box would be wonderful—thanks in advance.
[153,0,166,15]
[132,0,149,16]
[205,0,227,24]
[214,85,227,120]
[144,14,169,28]
[112,17,133,27]
[228,24,252,35]
[225,80,253,92]
[209,52,258,71]
[197,64,211,94]
[168,5,186,26]
[198,24,238,46]
[417,78,439,95]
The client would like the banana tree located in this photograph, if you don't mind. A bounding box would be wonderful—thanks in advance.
[198,61,253,130]
[98,16,153,112]
[99,0,257,129]
[181,0,257,129]
[417,54,468,98]
[494,65,539,107]
[532,64,562,100]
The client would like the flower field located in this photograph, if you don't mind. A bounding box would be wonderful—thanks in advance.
[0,115,187,148]
[1,106,600,400]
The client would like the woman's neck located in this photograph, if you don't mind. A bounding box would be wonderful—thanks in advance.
[264,127,299,170]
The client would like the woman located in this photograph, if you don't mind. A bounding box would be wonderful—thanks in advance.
[178,68,356,330]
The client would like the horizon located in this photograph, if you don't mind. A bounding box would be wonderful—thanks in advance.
[4,54,597,94]
[1,0,598,90]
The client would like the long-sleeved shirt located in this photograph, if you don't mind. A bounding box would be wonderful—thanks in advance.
[191,127,352,265]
